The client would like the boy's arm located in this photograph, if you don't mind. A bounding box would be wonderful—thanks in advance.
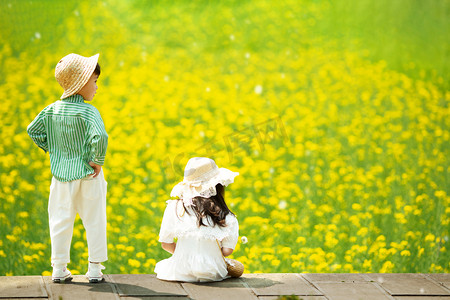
[27,110,48,152]
[89,112,108,166]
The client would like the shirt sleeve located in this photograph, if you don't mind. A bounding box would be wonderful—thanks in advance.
[158,201,178,243]
[27,108,48,152]
[89,110,108,165]
[221,215,239,249]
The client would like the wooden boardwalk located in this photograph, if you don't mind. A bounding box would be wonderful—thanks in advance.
[1,273,449,300]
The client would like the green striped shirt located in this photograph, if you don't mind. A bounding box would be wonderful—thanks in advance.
[27,94,108,182]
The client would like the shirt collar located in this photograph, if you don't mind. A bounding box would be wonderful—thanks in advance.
[62,94,85,103]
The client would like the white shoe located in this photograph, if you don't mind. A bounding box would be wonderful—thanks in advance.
[86,263,105,283]
[52,265,72,283]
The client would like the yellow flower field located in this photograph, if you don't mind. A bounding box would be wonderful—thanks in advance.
[0,0,448,275]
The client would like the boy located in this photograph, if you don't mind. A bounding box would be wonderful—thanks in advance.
[27,53,108,283]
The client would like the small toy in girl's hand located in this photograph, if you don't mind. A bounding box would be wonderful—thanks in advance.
[154,157,242,282]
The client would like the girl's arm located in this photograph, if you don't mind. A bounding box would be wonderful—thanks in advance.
[221,216,239,257]
[222,247,233,257]
[161,242,176,254]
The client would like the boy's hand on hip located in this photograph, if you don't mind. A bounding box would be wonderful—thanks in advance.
[89,162,102,178]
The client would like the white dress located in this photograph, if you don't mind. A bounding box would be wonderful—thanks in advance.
[154,200,239,282]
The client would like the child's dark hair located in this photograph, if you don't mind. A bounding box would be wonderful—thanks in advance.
[93,63,101,76]
[182,184,234,227]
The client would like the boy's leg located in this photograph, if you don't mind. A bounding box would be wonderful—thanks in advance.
[48,177,77,266]
[76,170,108,264]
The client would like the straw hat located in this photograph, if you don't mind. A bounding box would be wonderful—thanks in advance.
[170,157,239,206]
[55,53,99,99]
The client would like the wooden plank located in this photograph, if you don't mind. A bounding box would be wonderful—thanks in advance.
[258,297,326,300]
[181,278,258,300]
[1,273,449,300]
[393,297,450,300]
[117,297,190,300]
[426,273,450,290]
[1,298,47,300]
[0,276,47,298]
[242,273,322,296]
[367,273,450,296]
[43,275,119,300]
[107,274,187,297]
[315,282,394,300]
[303,273,369,283]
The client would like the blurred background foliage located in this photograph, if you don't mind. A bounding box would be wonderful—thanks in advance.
[0,0,448,275]
[1,0,448,88]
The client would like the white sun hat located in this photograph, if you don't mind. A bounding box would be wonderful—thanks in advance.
[170,157,239,206]
[55,53,99,99]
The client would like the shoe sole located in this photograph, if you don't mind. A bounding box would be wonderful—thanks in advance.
[88,277,105,283]
[52,276,73,283]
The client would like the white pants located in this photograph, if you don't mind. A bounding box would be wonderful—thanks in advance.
[48,170,108,265]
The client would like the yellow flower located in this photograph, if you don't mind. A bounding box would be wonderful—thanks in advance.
[128,259,141,268]
[417,247,424,257]
[343,264,354,272]
[271,259,281,267]
[6,235,17,242]
[23,255,34,263]
[429,264,443,272]
[357,227,368,236]
[434,190,446,198]
[425,233,435,242]
[394,213,407,224]
[405,231,415,239]
[404,205,413,214]
[17,211,29,218]
[74,241,85,249]
[400,250,411,256]
[116,244,126,250]
[380,261,395,273]
[363,259,372,269]
[29,243,47,251]
[143,259,156,268]
[352,203,362,211]
[324,234,339,249]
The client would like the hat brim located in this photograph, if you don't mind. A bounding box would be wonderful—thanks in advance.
[170,168,239,203]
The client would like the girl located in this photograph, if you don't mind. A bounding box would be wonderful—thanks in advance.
[155,157,239,282]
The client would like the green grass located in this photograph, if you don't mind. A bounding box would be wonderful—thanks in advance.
[314,0,449,89]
